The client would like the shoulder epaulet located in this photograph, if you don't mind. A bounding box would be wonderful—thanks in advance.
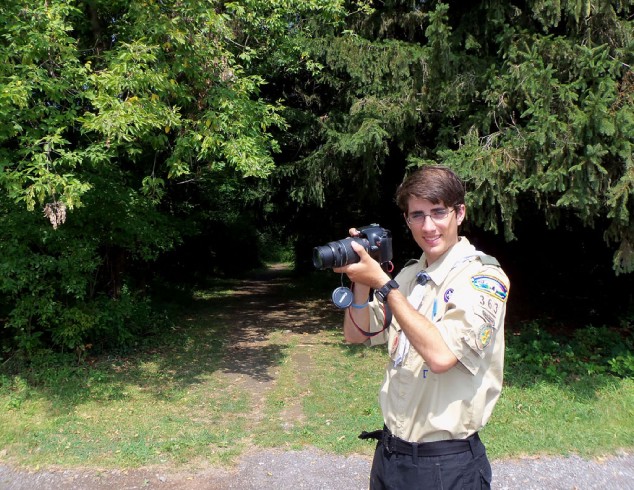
[403,259,419,268]
[478,254,500,267]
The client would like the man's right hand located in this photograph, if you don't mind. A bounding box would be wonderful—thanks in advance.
[334,241,390,290]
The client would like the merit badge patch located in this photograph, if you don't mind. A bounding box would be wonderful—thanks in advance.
[471,275,508,302]
[477,324,493,350]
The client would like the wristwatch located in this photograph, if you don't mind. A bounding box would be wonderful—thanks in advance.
[375,279,399,302]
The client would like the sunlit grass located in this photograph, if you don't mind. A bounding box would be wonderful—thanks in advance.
[485,377,634,459]
[1,277,632,469]
[0,359,251,468]
[252,330,385,455]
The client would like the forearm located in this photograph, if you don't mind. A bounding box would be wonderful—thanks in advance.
[386,290,458,372]
[342,284,372,343]
[334,239,393,344]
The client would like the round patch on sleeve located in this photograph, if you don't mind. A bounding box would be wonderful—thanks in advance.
[477,324,493,350]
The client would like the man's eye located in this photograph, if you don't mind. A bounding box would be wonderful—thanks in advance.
[432,210,448,219]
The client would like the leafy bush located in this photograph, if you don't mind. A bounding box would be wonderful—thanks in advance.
[608,353,634,378]
[505,323,634,386]
[257,228,295,264]
[0,182,177,358]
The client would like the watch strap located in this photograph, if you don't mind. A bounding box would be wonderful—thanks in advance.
[376,279,399,302]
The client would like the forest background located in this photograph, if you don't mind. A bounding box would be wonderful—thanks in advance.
[1,0,633,374]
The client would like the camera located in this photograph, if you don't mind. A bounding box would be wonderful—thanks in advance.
[312,224,393,270]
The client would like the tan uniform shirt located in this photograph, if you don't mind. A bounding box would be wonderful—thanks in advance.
[368,237,510,443]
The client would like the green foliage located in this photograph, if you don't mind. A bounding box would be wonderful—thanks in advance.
[257,229,296,264]
[269,0,634,274]
[505,323,634,385]
[0,168,178,355]
[608,352,634,377]
[2,0,634,355]
[453,32,632,246]
[0,1,92,211]
[0,0,288,207]
[439,4,634,272]
[0,0,310,355]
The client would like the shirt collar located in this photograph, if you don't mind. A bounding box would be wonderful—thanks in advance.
[420,237,477,285]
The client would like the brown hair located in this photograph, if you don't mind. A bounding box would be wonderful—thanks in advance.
[395,165,465,212]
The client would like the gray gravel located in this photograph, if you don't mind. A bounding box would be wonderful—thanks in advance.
[1,448,632,489]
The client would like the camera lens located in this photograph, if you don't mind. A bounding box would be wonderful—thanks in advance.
[312,245,330,269]
[312,238,365,269]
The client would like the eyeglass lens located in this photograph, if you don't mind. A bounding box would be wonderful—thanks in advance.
[408,208,453,223]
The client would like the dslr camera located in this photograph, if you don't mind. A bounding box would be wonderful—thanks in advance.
[312,224,393,270]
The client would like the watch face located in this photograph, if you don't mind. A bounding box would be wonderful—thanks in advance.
[331,286,354,309]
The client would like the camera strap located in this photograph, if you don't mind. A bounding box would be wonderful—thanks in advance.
[348,297,392,337]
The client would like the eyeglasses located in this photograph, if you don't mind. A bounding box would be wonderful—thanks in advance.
[406,208,455,225]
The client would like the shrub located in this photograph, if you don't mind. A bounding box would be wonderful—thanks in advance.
[505,323,634,385]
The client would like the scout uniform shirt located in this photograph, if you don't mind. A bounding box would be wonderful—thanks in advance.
[367,237,510,443]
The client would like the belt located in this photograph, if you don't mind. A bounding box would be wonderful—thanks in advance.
[359,426,478,457]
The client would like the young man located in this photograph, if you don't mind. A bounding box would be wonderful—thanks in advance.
[334,165,510,489]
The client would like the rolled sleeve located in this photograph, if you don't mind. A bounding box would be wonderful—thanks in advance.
[438,312,483,375]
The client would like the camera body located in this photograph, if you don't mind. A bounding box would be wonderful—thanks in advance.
[312,224,393,270]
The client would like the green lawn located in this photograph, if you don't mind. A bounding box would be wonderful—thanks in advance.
[1,277,632,469]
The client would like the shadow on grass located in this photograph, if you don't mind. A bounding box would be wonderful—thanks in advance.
[1,265,344,413]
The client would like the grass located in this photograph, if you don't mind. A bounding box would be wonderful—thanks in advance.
[1,272,633,469]
[485,377,634,458]
[251,332,385,454]
[0,319,253,469]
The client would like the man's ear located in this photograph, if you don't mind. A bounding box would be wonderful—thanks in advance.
[403,212,411,228]
[456,204,466,225]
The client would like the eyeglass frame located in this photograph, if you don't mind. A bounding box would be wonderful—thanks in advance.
[405,207,456,225]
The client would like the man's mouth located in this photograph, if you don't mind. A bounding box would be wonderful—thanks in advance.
[423,235,441,245]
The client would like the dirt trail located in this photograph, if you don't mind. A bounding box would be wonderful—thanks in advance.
[1,265,632,489]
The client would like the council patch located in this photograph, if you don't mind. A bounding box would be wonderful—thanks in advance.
[470,275,508,302]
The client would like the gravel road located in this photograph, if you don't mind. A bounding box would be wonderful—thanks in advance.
[1,448,632,489]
